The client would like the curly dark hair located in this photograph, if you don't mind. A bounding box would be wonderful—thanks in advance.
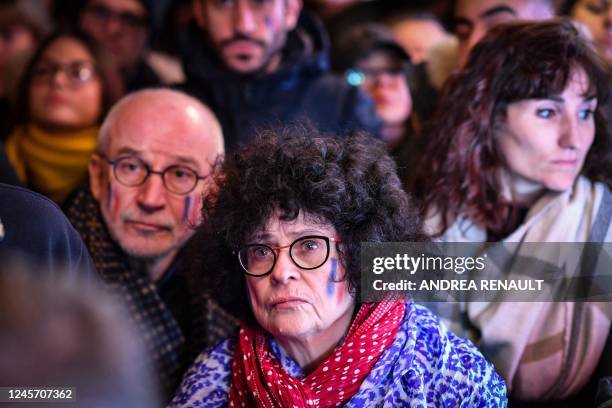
[410,19,612,238]
[193,126,423,318]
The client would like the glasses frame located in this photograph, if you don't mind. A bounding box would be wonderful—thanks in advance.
[344,64,406,87]
[237,235,342,277]
[32,60,99,87]
[98,153,207,195]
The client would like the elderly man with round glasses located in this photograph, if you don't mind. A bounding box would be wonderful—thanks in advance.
[64,88,237,402]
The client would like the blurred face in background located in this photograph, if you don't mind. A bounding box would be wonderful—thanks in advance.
[496,69,596,199]
[570,0,612,61]
[193,0,302,74]
[388,17,451,64]
[79,0,149,70]
[0,23,37,96]
[454,0,554,67]
[353,50,412,144]
[29,36,102,131]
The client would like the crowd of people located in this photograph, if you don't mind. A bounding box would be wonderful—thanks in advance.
[0,0,611,407]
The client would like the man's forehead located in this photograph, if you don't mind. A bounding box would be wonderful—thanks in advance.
[106,118,215,167]
[106,137,212,170]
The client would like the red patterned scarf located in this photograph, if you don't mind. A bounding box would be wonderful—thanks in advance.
[228,301,406,407]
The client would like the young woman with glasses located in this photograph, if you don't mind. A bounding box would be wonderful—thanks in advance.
[169,129,507,407]
[4,29,120,203]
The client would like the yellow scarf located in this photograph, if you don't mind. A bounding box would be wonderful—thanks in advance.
[5,124,99,203]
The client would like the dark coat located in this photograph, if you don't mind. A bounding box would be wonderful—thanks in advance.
[178,13,381,151]
[0,183,96,278]
[64,188,238,402]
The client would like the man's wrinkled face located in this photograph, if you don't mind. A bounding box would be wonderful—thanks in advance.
[193,0,301,74]
[89,96,223,267]
[79,0,149,70]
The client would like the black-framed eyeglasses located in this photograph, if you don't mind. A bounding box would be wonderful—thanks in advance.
[32,60,98,86]
[237,235,342,277]
[84,4,149,29]
[99,154,206,195]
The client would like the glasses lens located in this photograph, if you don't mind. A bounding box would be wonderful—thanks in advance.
[32,63,55,81]
[67,61,97,83]
[163,165,198,194]
[239,245,275,275]
[290,237,329,269]
[114,157,147,186]
[360,66,404,81]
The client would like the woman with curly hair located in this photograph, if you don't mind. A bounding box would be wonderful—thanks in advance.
[411,20,612,402]
[170,130,507,407]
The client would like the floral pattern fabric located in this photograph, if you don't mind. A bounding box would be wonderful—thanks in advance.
[169,302,507,407]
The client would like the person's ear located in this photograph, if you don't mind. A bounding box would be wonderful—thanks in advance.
[89,153,105,201]
[193,0,207,29]
[284,0,302,31]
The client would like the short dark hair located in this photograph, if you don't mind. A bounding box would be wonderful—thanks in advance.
[194,126,423,318]
[13,28,121,128]
[557,0,579,15]
[411,19,612,237]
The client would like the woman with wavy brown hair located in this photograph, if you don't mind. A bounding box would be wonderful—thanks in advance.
[411,19,612,403]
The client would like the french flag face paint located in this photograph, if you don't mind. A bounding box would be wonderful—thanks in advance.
[327,258,338,298]
[183,195,192,224]
[264,15,274,31]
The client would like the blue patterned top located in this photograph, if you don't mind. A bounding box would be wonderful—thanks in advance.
[169,302,507,407]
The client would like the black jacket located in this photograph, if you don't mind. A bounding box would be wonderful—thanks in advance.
[0,183,96,279]
[178,13,381,151]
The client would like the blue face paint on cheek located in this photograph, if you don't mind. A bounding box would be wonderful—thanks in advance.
[182,196,192,224]
[327,258,337,297]
[265,15,274,30]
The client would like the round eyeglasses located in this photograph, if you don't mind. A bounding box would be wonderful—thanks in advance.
[32,60,98,86]
[237,235,341,277]
[100,154,206,195]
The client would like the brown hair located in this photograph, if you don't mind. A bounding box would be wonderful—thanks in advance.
[411,19,612,237]
[12,28,122,128]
